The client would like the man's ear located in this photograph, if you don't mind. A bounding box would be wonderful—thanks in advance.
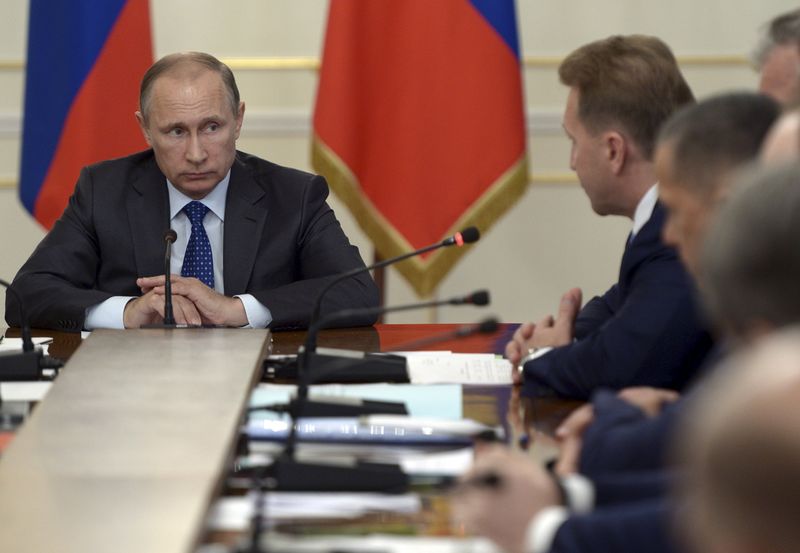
[604,131,627,175]
[234,101,245,140]
[135,111,152,146]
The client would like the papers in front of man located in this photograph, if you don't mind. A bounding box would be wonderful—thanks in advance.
[401,352,512,385]
[206,491,422,530]
[250,534,502,553]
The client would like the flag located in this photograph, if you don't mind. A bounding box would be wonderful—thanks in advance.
[20,0,153,229]
[313,0,527,297]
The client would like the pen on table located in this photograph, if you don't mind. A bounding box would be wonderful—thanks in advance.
[458,471,503,490]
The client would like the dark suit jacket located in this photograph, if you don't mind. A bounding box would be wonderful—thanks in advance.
[578,346,728,476]
[522,203,713,400]
[552,499,678,553]
[6,150,379,331]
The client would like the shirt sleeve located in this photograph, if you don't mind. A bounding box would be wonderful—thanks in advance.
[84,296,136,330]
[235,294,273,328]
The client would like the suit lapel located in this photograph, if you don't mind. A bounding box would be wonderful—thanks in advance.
[126,156,171,278]
[223,158,268,295]
[618,202,666,288]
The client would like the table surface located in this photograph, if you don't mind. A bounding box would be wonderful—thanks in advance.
[1,324,581,550]
[0,328,270,553]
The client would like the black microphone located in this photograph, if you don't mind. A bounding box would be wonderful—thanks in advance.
[384,317,500,353]
[142,229,208,329]
[305,289,491,354]
[262,290,492,385]
[0,278,64,381]
[309,226,480,325]
[163,229,177,326]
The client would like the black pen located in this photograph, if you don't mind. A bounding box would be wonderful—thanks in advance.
[460,471,503,489]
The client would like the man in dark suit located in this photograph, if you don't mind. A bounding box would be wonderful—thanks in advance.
[454,94,784,553]
[5,52,378,331]
[555,92,781,479]
[507,35,712,400]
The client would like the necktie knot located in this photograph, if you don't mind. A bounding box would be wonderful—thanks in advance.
[183,201,210,227]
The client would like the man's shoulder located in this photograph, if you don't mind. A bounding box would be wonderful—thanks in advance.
[233,151,320,187]
[83,149,157,181]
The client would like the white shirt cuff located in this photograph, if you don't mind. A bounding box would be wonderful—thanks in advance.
[526,506,570,553]
[235,294,272,328]
[519,346,554,368]
[561,473,595,514]
[84,296,136,330]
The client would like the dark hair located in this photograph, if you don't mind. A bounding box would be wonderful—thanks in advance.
[701,162,800,335]
[139,52,240,120]
[657,92,781,196]
[559,35,694,160]
[754,9,800,69]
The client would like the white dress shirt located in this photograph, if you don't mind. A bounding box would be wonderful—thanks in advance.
[84,171,272,329]
[630,184,659,240]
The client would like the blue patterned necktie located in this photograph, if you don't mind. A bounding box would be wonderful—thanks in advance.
[181,201,215,288]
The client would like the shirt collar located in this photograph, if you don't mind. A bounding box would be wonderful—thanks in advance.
[167,170,231,221]
[631,184,658,237]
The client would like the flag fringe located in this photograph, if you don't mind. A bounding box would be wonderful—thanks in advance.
[312,134,528,297]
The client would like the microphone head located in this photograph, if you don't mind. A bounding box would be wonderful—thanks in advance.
[470,290,490,306]
[164,229,178,243]
[477,317,499,333]
[458,226,480,244]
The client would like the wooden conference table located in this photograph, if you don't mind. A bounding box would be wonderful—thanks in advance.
[0,324,581,553]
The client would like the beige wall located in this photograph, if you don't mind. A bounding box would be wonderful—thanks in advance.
[0,1,796,327]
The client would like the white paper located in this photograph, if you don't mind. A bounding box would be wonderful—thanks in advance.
[258,533,502,553]
[0,381,52,402]
[404,353,512,385]
[207,492,421,530]
[0,337,53,355]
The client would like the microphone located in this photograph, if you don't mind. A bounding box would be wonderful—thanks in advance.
[0,278,64,381]
[142,229,211,329]
[309,226,480,325]
[162,229,177,326]
[263,290,492,385]
[305,289,491,354]
[384,317,500,353]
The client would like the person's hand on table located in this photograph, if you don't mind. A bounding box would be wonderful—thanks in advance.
[530,288,582,349]
[452,444,561,553]
[123,287,203,328]
[506,288,582,385]
[506,322,536,384]
[553,402,594,476]
[137,275,248,327]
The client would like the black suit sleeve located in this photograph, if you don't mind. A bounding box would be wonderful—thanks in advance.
[6,168,114,331]
[521,253,709,400]
[248,175,379,330]
[551,499,678,553]
[579,391,683,477]
[573,285,620,340]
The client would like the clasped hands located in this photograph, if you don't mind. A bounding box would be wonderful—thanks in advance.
[506,287,583,384]
[122,274,248,328]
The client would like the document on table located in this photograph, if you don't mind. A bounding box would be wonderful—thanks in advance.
[250,383,462,420]
[402,352,513,385]
[253,534,502,553]
[0,381,52,402]
[207,491,422,530]
[0,337,53,355]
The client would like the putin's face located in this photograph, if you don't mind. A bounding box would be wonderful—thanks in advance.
[136,68,244,199]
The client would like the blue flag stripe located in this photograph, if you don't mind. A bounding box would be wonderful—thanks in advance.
[468,0,521,59]
[20,0,129,211]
